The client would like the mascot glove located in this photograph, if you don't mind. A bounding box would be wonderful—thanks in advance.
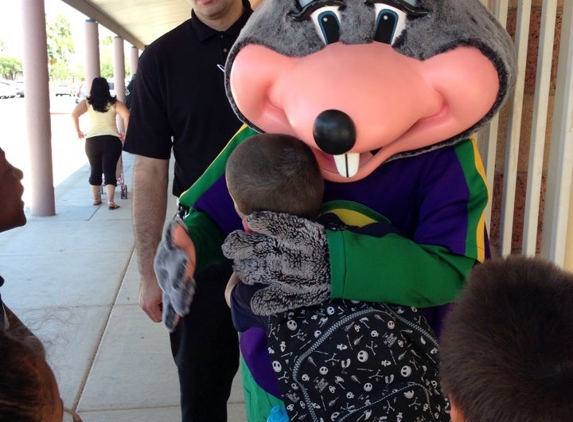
[154,216,196,331]
[222,211,331,316]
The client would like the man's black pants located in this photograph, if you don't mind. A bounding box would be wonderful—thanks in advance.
[170,262,240,422]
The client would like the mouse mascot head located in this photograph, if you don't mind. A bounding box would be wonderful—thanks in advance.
[214,0,516,319]
[158,1,516,421]
[225,0,516,182]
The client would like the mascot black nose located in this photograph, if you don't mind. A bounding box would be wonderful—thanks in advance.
[313,110,356,155]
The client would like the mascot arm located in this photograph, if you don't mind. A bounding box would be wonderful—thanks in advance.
[184,210,228,274]
[327,140,488,308]
[153,126,255,327]
[178,124,258,208]
[223,140,489,315]
[327,230,475,307]
[153,210,227,331]
[173,124,257,272]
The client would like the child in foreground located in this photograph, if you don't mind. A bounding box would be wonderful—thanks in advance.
[0,147,83,422]
[223,133,451,422]
[440,255,573,422]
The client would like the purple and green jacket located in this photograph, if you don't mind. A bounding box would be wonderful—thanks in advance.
[178,124,490,407]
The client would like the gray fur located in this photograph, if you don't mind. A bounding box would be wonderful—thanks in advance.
[154,216,196,331]
[222,211,331,315]
[251,282,331,316]
[225,0,516,155]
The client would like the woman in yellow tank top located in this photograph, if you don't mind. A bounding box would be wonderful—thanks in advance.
[71,77,130,209]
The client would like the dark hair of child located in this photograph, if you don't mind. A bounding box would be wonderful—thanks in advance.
[0,325,58,420]
[440,255,573,422]
[225,133,324,220]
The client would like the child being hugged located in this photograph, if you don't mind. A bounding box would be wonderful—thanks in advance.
[222,134,451,422]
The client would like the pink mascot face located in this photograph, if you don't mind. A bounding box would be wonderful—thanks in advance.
[226,0,514,183]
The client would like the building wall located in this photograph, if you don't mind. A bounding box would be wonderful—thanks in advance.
[488,0,565,256]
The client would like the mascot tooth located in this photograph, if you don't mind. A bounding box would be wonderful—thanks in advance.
[154,0,517,420]
[333,152,360,178]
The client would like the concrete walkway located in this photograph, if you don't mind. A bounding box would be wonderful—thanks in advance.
[0,152,246,422]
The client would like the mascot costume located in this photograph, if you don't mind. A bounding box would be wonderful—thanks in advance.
[155,0,516,420]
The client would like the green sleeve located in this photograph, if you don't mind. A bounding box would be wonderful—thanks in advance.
[327,230,474,307]
[184,211,227,274]
[178,125,258,272]
[179,124,258,208]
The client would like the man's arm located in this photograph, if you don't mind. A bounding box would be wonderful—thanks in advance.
[132,155,169,322]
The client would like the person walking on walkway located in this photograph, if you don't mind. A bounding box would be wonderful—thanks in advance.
[72,77,130,210]
[123,1,253,421]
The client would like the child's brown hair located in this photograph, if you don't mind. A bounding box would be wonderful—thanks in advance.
[226,133,324,220]
[440,255,573,422]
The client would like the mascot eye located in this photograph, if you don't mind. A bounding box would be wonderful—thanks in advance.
[365,0,429,44]
[289,0,345,45]
[373,5,406,44]
[311,5,342,44]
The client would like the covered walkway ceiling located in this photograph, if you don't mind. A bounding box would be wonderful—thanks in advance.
[60,0,260,50]
[61,0,193,50]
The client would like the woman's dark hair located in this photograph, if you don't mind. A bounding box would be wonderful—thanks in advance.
[86,77,117,112]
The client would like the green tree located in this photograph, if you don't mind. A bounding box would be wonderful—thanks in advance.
[100,59,114,79]
[0,40,6,53]
[99,36,128,80]
[46,14,75,80]
[69,62,85,84]
[101,35,113,46]
[0,55,23,79]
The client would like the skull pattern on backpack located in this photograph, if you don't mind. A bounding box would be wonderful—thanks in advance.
[267,299,450,421]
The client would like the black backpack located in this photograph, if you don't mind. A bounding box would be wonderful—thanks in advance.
[266,299,450,421]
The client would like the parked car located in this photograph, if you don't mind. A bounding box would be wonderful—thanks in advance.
[0,80,18,99]
[15,81,24,97]
[55,83,74,96]
[107,79,116,97]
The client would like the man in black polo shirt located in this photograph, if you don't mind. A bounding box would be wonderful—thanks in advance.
[123,1,253,421]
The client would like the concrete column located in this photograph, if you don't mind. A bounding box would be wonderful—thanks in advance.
[113,36,126,102]
[113,36,126,134]
[21,0,55,216]
[84,19,100,93]
[130,45,139,75]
